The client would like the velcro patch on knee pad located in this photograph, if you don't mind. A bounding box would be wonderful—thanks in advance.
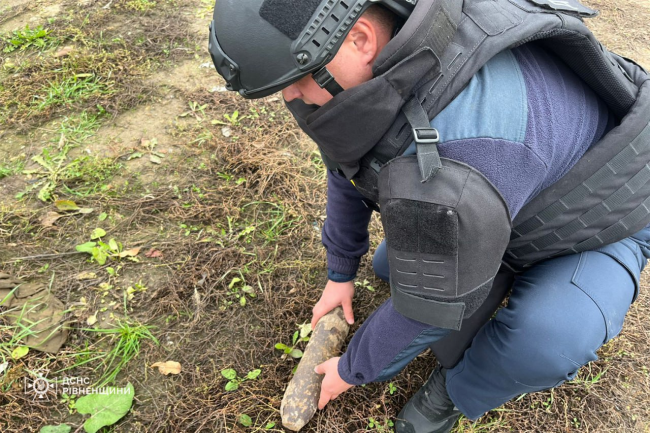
[383,199,458,256]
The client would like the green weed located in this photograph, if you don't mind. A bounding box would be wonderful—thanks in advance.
[0,287,53,365]
[220,367,261,391]
[36,74,114,112]
[570,364,608,387]
[224,276,256,307]
[0,159,25,180]
[77,319,159,388]
[17,113,120,201]
[212,110,240,126]
[367,417,394,432]
[275,322,312,360]
[60,392,78,414]
[75,232,140,266]
[355,279,376,292]
[58,110,104,145]
[123,0,157,11]
[2,25,57,53]
[241,201,300,243]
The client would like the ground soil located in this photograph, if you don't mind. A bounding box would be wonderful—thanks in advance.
[1,0,649,432]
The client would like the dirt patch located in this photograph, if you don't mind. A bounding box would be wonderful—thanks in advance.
[146,59,226,94]
[584,0,650,69]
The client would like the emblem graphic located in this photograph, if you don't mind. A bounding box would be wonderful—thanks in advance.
[24,369,55,400]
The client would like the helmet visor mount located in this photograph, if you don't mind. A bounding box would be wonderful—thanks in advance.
[208,0,415,99]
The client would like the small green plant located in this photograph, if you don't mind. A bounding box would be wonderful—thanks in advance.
[0,159,25,180]
[572,417,581,429]
[241,201,299,243]
[239,414,252,427]
[58,111,103,145]
[0,293,48,366]
[216,171,246,185]
[196,0,214,18]
[540,389,554,412]
[387,382,397,395]
[367,417,394,432]
[179,222,202,236]
[275,322,312,360]
[220,367,261,391]
[17,115,118,201]
[60,392,77,414]
[2,25,55,53]
[77,320,158,388]
[213,110,240,126]
[355,279,376,292]
[75,232,139,265]
[226,277,256,307]
[36,74,113,112]
[570,364,608,388]
[124,0,157,11]
[180,101,208,121]
[128,137,165,164]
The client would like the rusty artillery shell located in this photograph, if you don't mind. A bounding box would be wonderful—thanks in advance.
[280,307,350,431]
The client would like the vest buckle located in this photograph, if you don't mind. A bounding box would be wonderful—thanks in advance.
[413,127,440,144]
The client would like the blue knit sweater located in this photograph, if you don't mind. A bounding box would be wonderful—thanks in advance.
[318,43,615,386]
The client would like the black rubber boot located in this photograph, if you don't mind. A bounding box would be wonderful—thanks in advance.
[395,366,461,433]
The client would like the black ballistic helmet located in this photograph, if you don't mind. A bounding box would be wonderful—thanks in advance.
[208,0,416,99]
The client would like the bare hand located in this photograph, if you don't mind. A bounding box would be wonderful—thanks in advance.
[311,280,355,330]
[314,357,353,409]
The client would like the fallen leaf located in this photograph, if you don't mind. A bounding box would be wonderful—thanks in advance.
[87,313,98,326]
[53,45,74,58]
[145,248,163,258]
[77,208,94,214]
[151,361,182,375]
[55,199,79,211]
[150,154,162,164]
[76,271,97,280]
[127,152,143,160]
[117,247,140,258]
[0,361,8,375]
[41,211,64,227]
[221,127,232,137]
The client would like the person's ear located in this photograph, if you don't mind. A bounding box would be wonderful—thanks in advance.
[348,17,379,66]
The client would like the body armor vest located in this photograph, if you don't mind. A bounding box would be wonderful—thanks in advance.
[287,0,650,273]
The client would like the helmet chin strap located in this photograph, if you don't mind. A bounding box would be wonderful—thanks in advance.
[312,67,345,97]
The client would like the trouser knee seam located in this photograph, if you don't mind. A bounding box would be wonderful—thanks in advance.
[559,353,582,368]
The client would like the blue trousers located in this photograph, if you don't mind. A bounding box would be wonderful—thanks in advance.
[372,227,650,419]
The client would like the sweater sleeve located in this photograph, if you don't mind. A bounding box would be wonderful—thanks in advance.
[338,298,451,385]
[321,169,374,276]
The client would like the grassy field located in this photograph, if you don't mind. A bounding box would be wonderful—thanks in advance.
[1,0,649,432]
